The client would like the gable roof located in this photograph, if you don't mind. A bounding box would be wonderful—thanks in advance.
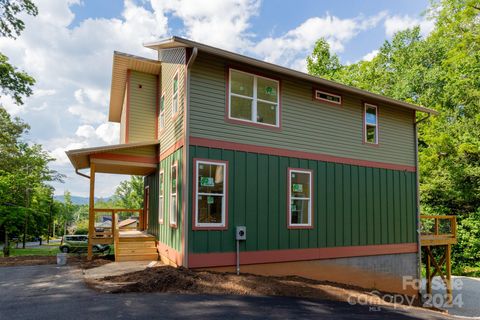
[144,36,437,115]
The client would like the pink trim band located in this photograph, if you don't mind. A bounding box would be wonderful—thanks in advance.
[189,136,416,172]
[188,243,417,268]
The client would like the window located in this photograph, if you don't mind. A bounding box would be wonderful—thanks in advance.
[194,159,227,228]
[159,170,164,224]
[364,103,378,144]
[288,168,312,228]
[229,68,279,127]
[159,94,165,130]
[170,163,178,226]
[172,73,179,116]
[314,89,342,105]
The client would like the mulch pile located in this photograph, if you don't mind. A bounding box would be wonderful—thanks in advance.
[93,265,420,308]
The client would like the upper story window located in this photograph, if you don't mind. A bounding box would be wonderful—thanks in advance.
[364,103,378,144]
[159,170,164,224]
[172,73,179,116]
[194,159,227,229]
[228,68,279,127]
[159,94,165,130]
[288,168,313,228]
[314,89,342,105]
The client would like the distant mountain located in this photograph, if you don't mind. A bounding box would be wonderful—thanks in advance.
[54,195,113,205]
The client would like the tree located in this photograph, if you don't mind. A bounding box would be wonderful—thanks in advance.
[0,0,37,105]
[0,0,38,39]
[306,39,342,80]
[112,176,144,209]
[306,0,480,269]
[0,106,63,255]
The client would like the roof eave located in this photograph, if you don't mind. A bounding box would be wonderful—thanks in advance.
[108,51,161,123]
[144,37,438,115]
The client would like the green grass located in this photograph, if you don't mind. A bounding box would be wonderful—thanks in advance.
[1,246,60,257]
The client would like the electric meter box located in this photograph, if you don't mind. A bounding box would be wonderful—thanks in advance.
[235,226,247,240]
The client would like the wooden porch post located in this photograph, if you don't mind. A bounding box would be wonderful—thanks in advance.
[87,163,96,261]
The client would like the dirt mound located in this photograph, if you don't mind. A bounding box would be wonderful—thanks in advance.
[95,265,414,307]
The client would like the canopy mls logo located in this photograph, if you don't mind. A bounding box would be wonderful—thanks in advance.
[348,276,464,309]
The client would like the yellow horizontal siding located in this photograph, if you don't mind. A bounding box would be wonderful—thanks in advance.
[128,71,157,143]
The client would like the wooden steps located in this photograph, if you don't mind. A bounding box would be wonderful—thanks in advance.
[115,233,158,262]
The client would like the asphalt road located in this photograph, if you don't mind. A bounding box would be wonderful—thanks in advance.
[0,265,451,320]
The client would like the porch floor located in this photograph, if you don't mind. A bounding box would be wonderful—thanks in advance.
[119,230,155,239]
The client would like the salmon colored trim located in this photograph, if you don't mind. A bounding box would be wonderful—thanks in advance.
[192,158,229,231]
[90,153,157,164]
[225,66,282,132]
[159,138,184,162]
[157,241,183,266]
[188,243,417,268]
[170,160,179,228]
[363,102,380,147]
[287,168,314,229]
[155,75,159,140]
[189,137,416,172]
[125,70,131,144]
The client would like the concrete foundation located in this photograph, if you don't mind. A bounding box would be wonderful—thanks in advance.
[207,253,418,296]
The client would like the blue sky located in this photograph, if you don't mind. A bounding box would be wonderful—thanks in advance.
[0,0,434,197]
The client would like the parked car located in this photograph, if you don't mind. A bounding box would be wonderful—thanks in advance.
[59,235,110,253]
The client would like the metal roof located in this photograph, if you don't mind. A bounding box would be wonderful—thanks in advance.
[66,141,159,175]
[144,36,438,115]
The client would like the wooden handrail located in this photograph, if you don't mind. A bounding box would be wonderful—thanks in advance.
[420,215,457,238]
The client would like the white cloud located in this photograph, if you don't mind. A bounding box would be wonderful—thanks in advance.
[75,125,96,139]
[384,15,435,38]
[0,0,170,196]
[95,123,120,145]
[251,11,387,70]
[154,0,260,51]
[362,49,379,61]
[68,105,106,124]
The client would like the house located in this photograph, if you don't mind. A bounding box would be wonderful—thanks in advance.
[66,36,440,296]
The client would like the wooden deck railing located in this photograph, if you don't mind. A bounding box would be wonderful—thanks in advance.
[420,215,457,246]
[89,208,143,248]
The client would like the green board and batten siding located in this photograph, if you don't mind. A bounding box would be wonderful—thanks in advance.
[189,51,416,167]
[127,71,157,143]
[145,147,183,252]
[188,145,417,254]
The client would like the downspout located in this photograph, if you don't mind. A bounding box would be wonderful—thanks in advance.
[75,169,90,180]
[183,47,198,268]
[414,112,431,296]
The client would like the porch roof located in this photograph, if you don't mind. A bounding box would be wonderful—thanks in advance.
[66,141,159,175]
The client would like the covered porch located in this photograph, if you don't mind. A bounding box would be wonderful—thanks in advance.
[66,141,159,261]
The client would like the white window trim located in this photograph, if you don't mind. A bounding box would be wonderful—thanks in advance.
[314,89,342,105]
[171,72,179,117]
[159,94,165,130]
[364,103,379,144]
[195,160,227,228]
[170,162,178,227]
[288,168,313,228]
[228,68,280,128]
[159,170,164,224]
